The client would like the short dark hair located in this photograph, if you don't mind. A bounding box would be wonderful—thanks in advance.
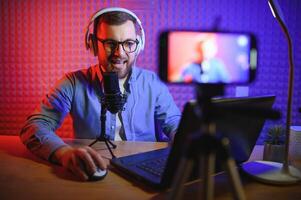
[93,11,138,36]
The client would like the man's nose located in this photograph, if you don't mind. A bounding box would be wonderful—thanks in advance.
[113,43,126,56]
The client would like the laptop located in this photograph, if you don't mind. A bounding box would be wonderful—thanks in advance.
[110,95,276,189]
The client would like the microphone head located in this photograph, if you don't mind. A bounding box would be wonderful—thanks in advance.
[103,72,120,94]
[102,72,126,114]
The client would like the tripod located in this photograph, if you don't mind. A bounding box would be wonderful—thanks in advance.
[168,123,246,200]
[89,103,117,158]
[168,84,246,200]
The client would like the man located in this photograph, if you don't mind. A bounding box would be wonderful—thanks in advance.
[20,8,181,181]
[180,36,230,83]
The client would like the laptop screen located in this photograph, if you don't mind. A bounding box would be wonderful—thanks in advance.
[212,95,276,163]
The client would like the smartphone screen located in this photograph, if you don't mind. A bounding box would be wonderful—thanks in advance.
[159,31,257,84]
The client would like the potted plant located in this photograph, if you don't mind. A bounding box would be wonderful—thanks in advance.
[263,125,286,162]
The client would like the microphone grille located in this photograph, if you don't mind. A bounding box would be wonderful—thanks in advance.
[103,72,120,94]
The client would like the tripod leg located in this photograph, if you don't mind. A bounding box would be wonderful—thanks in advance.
[169,158,194,200]
[104,139,116,158]
[224,158,246,200]
[89,137,116,148]
[219,138,246,200]
[200,153,216,200]
[107,139,117,149]
[89,139,98,147]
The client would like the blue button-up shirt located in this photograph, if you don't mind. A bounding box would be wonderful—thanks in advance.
[20,65,181,160]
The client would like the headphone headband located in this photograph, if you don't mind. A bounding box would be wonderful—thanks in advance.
[85,7,145,55]
[89,7,142,25]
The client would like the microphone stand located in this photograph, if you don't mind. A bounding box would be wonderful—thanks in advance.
[89,103,117,159]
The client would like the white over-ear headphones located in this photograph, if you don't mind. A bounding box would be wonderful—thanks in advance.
[85,7,145,56]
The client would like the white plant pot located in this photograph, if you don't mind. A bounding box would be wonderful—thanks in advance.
[263,143,285,163]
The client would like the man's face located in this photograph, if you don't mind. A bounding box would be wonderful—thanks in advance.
[97,20,138,78]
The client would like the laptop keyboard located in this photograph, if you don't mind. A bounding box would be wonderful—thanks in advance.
[136,157,167,177]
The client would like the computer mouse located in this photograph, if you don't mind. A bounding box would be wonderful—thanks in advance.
[88,168,108,181]
[79,161,108,181]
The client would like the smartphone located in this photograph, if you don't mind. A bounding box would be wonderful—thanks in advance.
[159,31,257,84]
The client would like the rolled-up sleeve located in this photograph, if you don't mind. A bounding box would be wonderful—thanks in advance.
[20,74,74,161]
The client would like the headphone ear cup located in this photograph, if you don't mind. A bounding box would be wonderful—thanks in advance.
[88,34,98,56]
[136,35,142,55]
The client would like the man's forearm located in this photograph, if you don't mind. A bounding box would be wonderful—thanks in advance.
[50,145,73,165]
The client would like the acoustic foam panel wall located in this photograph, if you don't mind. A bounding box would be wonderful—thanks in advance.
[0,0,300,144]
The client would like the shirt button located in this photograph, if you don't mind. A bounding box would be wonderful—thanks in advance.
[111,125,114,129]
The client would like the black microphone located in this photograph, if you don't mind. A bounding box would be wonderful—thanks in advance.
[102,72,127,114]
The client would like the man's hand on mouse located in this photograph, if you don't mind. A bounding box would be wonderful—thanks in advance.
[52,145,107,181]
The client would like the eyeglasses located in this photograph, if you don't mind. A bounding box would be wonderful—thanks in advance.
[97,38,139,53]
